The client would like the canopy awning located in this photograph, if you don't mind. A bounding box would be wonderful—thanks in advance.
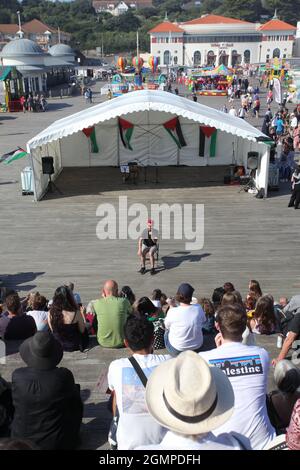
[0,66,11,81]
[210,64,232,76]
[28,89,267,150]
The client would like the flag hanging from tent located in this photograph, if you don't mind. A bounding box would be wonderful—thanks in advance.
[199,126,217,157]
[0,147,28,165]
[163,117,186,149]
[82,127,99,153]
[118,118,134,150]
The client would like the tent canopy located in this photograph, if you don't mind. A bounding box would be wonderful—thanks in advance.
[27,90,271,201]
[28,90,266,150]
[210,64,232,76]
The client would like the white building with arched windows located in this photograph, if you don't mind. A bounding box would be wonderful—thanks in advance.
[148,14,296,67]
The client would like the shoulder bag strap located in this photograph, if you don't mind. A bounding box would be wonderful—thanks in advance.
[128,356,148,388]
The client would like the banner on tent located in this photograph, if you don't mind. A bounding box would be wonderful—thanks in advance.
[82,127,99,153]
[199,126,217,158]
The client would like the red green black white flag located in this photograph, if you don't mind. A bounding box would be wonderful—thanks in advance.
[119,118,134,151]
[199,126,217,157]
[163,117,186,149]
[82,126,99,153]
[0,147,28,165]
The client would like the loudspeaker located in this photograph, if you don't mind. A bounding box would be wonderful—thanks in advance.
[247,151,259,170]
[42,156,54,175]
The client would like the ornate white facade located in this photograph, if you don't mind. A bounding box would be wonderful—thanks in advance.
[149,14,296,67]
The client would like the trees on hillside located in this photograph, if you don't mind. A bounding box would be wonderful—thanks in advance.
[0,0,298,53]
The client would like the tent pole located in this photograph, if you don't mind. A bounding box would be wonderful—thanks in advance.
[117,121,120,166]
[58,139,62,168]
[88,136,91,168]
[27,144,37,202]
[177,146,179,166]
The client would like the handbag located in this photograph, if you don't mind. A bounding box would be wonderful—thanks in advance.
[153,319,166,350]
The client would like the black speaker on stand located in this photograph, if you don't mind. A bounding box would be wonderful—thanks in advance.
[239,152,259,193]
[247,151,259,172]
[42,157,62,195]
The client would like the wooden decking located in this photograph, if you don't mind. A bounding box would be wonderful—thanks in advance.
[1,165,299,448]
[1,88,300,450]
[0,166,299,303]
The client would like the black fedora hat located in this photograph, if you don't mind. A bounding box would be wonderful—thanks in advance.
[20,332,63,370]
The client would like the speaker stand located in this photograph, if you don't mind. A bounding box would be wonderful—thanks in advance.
[47,174,62,195]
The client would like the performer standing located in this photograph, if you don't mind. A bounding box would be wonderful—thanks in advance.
[138,219,159,275]
[288,165,300,209]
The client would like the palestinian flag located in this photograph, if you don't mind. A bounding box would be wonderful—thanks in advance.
[163,117,186,149]
[82,126,99,153]
[119,118,134,150]
[199,126,217,158]
[0,147,28,165]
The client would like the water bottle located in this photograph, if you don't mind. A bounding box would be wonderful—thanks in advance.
[277,335,283,349]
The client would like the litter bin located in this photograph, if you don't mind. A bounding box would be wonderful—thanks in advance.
[21,167,34,195]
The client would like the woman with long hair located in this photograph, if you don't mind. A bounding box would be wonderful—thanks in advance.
[151,289,162,308]
[119,286,135,305]
[48,286,86,351]
[249,280,263,298]
[250,295,277,335]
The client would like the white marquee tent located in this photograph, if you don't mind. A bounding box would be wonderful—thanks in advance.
[27,90,272,201]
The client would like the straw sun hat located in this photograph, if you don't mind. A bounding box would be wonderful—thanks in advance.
[146,351,234,435]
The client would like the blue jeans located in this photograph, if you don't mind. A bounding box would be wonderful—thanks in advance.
[164,330,182,357]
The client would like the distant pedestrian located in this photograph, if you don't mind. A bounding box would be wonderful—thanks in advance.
[20,95,26,113]
[228,106,237,117]
[221,104,228,113]
[253,97,260,119]
[238,107,246,119]
[27,94,33,112]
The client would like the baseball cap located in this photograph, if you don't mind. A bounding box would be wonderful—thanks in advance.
[177,283,194,298]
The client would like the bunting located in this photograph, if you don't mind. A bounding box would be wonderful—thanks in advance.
[119,118,134,150]
[199,126,217,158]
[163,117,186,149]
[82,127,99,153]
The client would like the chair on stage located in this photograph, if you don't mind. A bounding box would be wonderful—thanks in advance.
[145,242,160,263]
[120,161,139,184]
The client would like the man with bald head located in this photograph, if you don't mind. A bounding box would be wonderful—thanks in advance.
[92,280,132,348]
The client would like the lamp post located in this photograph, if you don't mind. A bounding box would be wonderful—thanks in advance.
[259,44,262,64]
[16,11,23,38]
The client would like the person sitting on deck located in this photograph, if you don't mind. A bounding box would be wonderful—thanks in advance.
[1,293,36,341]
[199,304,276,449]
[138,219,159,276]
[107,315,169,449]
[135,351,250,450]
[48,286,87,352]
[11,331,83,450]
[164,283,206,356]
[92,280,132,348]
[266,360,300,435]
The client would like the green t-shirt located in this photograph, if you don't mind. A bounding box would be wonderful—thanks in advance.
[93,296,132,348]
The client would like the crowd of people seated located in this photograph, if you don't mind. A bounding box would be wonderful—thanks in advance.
[0,278,300,450]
